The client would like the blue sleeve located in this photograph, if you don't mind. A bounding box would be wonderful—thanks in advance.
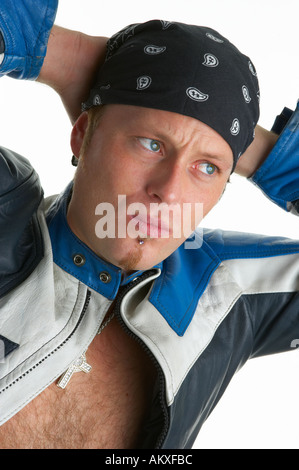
[251,100,299,215]
[0,0,58,80]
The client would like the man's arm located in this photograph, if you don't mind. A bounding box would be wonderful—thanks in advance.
[37,26,108,124]
[235,126,279,178]
[0,1,107,124]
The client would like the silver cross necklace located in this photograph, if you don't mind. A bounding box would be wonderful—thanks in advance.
[57,310,115,389]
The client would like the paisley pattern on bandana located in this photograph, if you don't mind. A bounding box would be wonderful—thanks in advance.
[83,20,260,170]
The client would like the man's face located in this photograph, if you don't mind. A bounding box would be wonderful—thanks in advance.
[68,104,233,272]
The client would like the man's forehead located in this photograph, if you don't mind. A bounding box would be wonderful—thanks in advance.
[114,104,231,145]
[102,104,233,167]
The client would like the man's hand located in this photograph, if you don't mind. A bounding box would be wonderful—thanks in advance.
[37,25,108,124]
[235,125,279,178]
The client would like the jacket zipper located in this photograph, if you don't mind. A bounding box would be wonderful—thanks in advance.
[0,289,91,396]
[112,270,170,449]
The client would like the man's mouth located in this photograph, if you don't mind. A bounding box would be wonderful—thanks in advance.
[128,213,171,239]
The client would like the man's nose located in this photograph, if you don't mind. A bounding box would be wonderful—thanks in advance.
[146,160,184,204]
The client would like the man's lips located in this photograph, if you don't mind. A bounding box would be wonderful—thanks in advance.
[128,214,171,238]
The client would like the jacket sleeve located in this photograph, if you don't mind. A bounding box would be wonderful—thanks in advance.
[0,147,44,298]
[242,103,299,357]
[0,0,58,80]
[250,100,299,215]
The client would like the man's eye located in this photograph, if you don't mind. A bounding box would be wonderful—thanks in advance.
[138,138,161,153]
[198,163,217,175]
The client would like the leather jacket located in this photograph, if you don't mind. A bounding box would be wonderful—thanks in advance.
[0,0,299,449]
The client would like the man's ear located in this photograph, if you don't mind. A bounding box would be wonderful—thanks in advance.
[70,112,89,158]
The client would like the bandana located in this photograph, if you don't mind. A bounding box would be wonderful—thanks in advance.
[83,20,260,170]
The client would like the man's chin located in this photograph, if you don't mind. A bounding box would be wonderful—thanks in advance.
[94,235,180,273]
[94,237,155,273]
[117,249,145,273]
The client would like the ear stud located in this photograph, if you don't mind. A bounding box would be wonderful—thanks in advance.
[71,155,79,166]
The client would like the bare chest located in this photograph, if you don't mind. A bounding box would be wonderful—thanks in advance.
[0,318,157,449]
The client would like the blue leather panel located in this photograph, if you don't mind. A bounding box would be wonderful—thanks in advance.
[149,228,299,335]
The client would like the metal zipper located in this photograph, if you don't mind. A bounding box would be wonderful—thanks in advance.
[0,289,91,396]
[112,270,170,449]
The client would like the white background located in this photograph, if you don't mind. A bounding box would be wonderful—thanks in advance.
[1,0,298,449]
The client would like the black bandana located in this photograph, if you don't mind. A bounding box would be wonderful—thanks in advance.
[83,20,260,170]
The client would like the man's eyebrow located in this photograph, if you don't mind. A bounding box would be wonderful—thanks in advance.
[200,151,224,161]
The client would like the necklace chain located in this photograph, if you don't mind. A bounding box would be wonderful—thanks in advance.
[97,311,115,334]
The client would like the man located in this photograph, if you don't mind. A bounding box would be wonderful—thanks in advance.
[0,0,298,449]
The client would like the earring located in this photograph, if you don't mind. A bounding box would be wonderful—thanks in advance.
[71,155,79,167]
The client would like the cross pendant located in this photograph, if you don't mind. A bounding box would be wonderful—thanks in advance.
[57,351,92,389]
